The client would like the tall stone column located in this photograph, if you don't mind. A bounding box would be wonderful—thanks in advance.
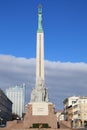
[31,5,48,102]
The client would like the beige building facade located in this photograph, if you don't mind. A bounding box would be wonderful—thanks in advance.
[56,110,64,121]
[63,96,87,128]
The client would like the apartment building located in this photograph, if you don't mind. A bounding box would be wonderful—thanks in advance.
[63,96,79,121]
[63,96,87,128]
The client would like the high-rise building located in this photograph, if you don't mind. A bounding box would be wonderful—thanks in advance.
[6,84,26,117]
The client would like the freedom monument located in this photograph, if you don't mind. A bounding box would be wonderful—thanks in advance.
[24,5,57,129]
[5,5,72,130]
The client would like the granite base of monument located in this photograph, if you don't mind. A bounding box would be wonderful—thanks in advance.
[24,102,57,129]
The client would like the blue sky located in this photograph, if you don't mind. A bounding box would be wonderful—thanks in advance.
[0,0,87,110]
[0,0,87,62]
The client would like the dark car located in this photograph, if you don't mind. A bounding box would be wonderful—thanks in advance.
[0,124,6,128]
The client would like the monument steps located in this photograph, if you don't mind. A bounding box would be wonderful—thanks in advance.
[0,128,78,130]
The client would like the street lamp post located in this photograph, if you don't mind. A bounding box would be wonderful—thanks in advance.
[0,117,3,125]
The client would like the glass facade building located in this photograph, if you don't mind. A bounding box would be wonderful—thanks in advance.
[6,84,26,117]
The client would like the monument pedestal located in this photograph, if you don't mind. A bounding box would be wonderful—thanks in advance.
[24,102,57,129]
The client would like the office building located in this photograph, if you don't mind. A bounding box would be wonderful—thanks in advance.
[6,84,26,117]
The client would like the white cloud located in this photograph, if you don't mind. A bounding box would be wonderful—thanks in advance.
[0,54,87,110]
